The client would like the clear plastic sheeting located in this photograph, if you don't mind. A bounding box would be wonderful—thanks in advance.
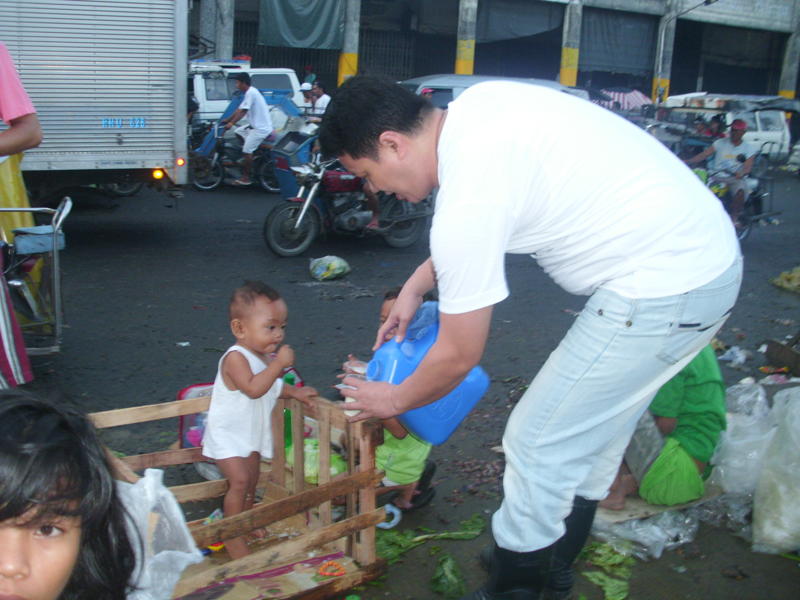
[592,510,699,560]
[753,387,800,554]
[118,469,204,600]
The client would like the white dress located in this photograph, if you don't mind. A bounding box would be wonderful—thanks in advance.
[201,345,283,460]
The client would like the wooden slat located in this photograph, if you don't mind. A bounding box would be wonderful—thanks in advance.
[291,398,305,494]
[272,397,286,487]
[354,421,377,565]
[172,509,386,597]
[121,447,204,471]
[89,396,212,429]
[104,447,140,483]
[317,403,332,527]
[190,470,383,547]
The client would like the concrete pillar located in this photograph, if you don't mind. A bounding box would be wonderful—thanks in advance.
[215,0,234,60]
[338,0,361,86]
[652,0,678,103]
[199,0,217,55]
[779,28,800,99]
[455,0,478,75]
[559,0,583,87]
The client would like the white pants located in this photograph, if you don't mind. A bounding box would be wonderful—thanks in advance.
[492,257,742,552]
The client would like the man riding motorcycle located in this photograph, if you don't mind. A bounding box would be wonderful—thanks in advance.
[685,118,756,229]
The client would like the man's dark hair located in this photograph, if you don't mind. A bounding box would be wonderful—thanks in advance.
[230,72,251,86]
[229,280,281,319]
[313,81,325,92]
[319,75,432,159]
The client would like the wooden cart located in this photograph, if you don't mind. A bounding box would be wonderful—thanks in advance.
[90,395,386,599]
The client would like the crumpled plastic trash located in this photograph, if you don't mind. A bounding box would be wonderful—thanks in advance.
[723,382,769,417]
[592,509,699,560]
[752,387,800,554]
[309,255,351,281]
[717,345,749,366]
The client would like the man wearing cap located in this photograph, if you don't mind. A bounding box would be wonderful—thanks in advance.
[222,72,273,186]
[300,82,316,116]
[686,118,756,227]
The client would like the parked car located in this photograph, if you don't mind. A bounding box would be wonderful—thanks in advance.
[399,74,590,109]
[661,93,799,162]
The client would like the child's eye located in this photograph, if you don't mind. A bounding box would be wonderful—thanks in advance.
[35,523,64,538]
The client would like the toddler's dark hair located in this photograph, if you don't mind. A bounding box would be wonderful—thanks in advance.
[0,392,137,599]
[229,280,282,319]
[382,286,438,302]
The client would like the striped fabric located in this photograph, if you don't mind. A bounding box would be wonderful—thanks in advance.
[597,88,652,111]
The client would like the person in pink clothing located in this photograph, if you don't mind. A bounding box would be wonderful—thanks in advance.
[0,41,42,388]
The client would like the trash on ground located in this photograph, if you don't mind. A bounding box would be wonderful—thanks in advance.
[717,345,750,366]
[771,266,800,294]
[309,255,351,281]
[752,387,800,554]
[175,341,191,347]
[431,553,466,599]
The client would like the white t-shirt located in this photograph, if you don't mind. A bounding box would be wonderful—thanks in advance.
[313,93,331,115]
[711,136,756,175]
[431,81,739,314]
[240,85,273,132]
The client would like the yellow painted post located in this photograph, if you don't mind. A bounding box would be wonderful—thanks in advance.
[338,0,361,86]
[559,1,582,87]
[455,0,477,75]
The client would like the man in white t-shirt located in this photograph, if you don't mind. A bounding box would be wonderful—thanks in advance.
[319,76,741,600]
[311,81,331,115]
[686,118,756,227]
[223,72,273,186]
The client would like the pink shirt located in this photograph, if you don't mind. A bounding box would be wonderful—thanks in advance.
[0,42,36,124]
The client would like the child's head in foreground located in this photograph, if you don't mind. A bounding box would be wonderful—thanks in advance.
[229,281,288,356]
[0,392,136,600]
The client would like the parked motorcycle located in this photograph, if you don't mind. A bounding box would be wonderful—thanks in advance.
[189,121,279,192]
[263,157,432,257]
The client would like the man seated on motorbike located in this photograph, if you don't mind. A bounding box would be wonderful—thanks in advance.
[222,72,274,186]
[685,118,756,229]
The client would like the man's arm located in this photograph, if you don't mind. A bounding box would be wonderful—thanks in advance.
[224,108,247,129]
[685,143,715,166]
[345,304,493,420]
[736,154,755,179]
[0,112,42,155]
[373,258,437,349]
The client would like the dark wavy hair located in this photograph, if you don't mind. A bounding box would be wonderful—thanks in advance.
[0,393,137,599]
[318,74,432,160]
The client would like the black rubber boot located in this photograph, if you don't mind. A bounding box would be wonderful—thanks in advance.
[477,496,598,600]
[545,496,599,600]
[461,544,552,600]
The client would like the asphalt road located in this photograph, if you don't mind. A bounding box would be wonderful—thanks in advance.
[29,171,800,599]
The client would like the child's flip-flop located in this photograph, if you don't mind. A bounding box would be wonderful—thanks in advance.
[417,459,437,493]
[405,486,435,512]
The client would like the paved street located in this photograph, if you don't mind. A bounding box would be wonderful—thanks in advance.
[29,171,800,599]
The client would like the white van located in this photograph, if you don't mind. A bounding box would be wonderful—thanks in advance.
[188,61,304,125]
[664,93,795,161]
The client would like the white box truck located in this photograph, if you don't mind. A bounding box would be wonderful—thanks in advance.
[0,0,188,199]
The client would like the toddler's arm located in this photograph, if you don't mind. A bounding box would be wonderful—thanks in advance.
[223,345,294,399]
[382,417,409,439]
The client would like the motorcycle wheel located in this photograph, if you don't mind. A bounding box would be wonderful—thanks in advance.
[736,197,757,242]
[256,153,281,193]
[190,156,224,191]
[263,203,320,257]
[381,198,428,248]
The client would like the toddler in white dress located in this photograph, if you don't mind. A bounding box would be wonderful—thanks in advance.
[202,281,316,559]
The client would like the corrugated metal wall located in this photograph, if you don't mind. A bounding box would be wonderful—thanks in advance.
[0,0,182,170]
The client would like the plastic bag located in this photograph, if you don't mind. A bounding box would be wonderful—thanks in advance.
[286,438,348,484]
[752,387,800,553]
[724,382,769,417]
[591,510,699,560]
[117,469,203,599]
[309,255,350,280]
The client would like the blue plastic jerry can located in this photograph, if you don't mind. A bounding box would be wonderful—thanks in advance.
[366,302,490,445]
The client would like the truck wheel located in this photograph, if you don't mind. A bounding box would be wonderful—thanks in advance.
[263,204,320,257]
[101,182,144,197]
[190,156,223,191]
[256,155,280,193]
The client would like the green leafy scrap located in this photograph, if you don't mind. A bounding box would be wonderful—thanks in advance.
[376,514,486,564]
[431,553,465,599]
[583,571,629,600]
[579,542,636,600]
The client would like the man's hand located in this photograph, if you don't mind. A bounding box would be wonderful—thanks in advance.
[339,377,400,422]
[224,121,233,130]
